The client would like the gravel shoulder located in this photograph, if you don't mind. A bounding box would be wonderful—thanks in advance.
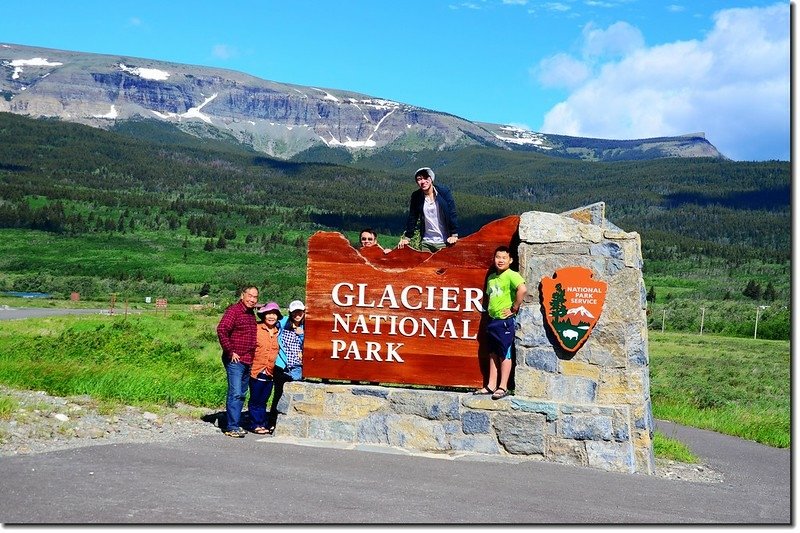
[0,384,723,483]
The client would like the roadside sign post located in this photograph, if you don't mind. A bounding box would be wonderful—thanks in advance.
[700,307,705,335]
[754,305,769,339]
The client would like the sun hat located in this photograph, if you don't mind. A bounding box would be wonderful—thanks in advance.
[256,301,282,319]
[414,167,435,182]
[288,300,306,313]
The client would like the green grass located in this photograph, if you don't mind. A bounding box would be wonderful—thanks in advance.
[648,331,789,448]
[0,394,18,420]
[652,431,699,463]
[0,313,226,409]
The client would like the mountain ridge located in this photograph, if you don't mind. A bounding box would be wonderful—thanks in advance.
[1,42,725,161]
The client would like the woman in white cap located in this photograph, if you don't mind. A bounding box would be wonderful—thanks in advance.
[267,300,305,433]
[396,167,459,252]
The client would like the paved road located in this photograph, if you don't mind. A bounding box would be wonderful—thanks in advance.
[0,307,110,320]
[0,420,789,524]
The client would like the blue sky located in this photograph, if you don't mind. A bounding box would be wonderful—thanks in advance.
[0,0,789,161]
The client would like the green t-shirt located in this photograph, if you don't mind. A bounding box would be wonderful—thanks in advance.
[486,268,526,319]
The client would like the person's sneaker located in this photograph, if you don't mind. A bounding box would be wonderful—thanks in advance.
[224,428,246,438]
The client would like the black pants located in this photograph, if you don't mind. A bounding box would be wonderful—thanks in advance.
[267,370,293,428]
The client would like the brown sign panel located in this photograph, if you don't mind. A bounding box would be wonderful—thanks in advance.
[541,267,607,352]
[304,216,520,388]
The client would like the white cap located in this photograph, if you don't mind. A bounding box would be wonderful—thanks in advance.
[288,300,306,312]
[414,167,435,182]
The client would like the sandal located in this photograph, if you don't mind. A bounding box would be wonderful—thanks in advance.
[491,388,509,400]
[266,426,275,435]
[471,387,494,395]
[253,427,269,435]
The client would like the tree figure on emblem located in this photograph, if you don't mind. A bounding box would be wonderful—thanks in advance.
[549,283,568,323]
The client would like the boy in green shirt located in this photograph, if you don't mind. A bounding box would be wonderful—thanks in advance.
[474,246,527,400]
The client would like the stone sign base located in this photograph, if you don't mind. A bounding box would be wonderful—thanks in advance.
[271,381,643,474]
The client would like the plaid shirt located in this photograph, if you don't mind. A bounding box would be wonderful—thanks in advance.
[216,300,258,364]
[278,329,304,368]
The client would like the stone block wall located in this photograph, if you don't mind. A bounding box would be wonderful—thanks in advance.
[273,204,654,475]
[513,204,655,474]
[270,381,641,470]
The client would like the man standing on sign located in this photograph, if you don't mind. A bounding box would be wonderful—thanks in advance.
[216,286,259,438]
[473,246,527,400]
[396,167,459,252]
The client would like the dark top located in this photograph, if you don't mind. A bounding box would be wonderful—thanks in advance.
[403,183,459,240]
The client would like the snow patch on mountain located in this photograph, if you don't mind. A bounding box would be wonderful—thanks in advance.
[313,88,339,102]
[494,125,552,149]
[118,63,170,81]
[8,57,63,67]
[94,105,118,119]
[323,134,377,149]
[182,93,218,123]
[5,57,63,79]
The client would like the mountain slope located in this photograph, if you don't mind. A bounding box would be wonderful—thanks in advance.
[1,42,725,161]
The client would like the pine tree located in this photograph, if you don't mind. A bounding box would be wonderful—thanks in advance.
[763,282,777,301]
[743,280,762,300]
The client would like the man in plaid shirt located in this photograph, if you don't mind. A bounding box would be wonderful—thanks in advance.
[216,286,259,437]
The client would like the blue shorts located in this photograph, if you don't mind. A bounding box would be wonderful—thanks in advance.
[486,317,515,359]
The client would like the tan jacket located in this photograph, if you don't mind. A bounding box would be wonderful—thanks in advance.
[250,323,280,378]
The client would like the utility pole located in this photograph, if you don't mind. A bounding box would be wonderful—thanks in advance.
[755,305,769,339]
[699,307,705,335]
[661,309,666,333]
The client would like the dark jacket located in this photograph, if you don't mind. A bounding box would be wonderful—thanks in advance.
[403,183,459,240]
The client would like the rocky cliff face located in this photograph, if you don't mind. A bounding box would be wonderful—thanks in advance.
[0,42,725,160]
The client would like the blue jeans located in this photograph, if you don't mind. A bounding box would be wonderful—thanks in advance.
[223,359,251,431]
[248,373,274,429]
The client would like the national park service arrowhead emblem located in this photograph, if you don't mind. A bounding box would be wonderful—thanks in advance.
[541,267,607,352]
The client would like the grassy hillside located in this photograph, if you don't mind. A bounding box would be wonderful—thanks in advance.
[0,112,790,338]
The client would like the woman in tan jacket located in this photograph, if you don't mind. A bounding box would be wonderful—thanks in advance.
[247,302,282,434]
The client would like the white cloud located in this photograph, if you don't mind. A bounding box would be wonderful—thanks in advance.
[212,44,238,60]
[581,21,644,59]
[667,5,685,13]
[502,0,528,4]
[535,53,590,89]
[128,17,142,26]
[544,2,571,12]
[539,3,789,160]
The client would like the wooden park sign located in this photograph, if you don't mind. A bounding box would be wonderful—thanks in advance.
[304,216,520,388]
